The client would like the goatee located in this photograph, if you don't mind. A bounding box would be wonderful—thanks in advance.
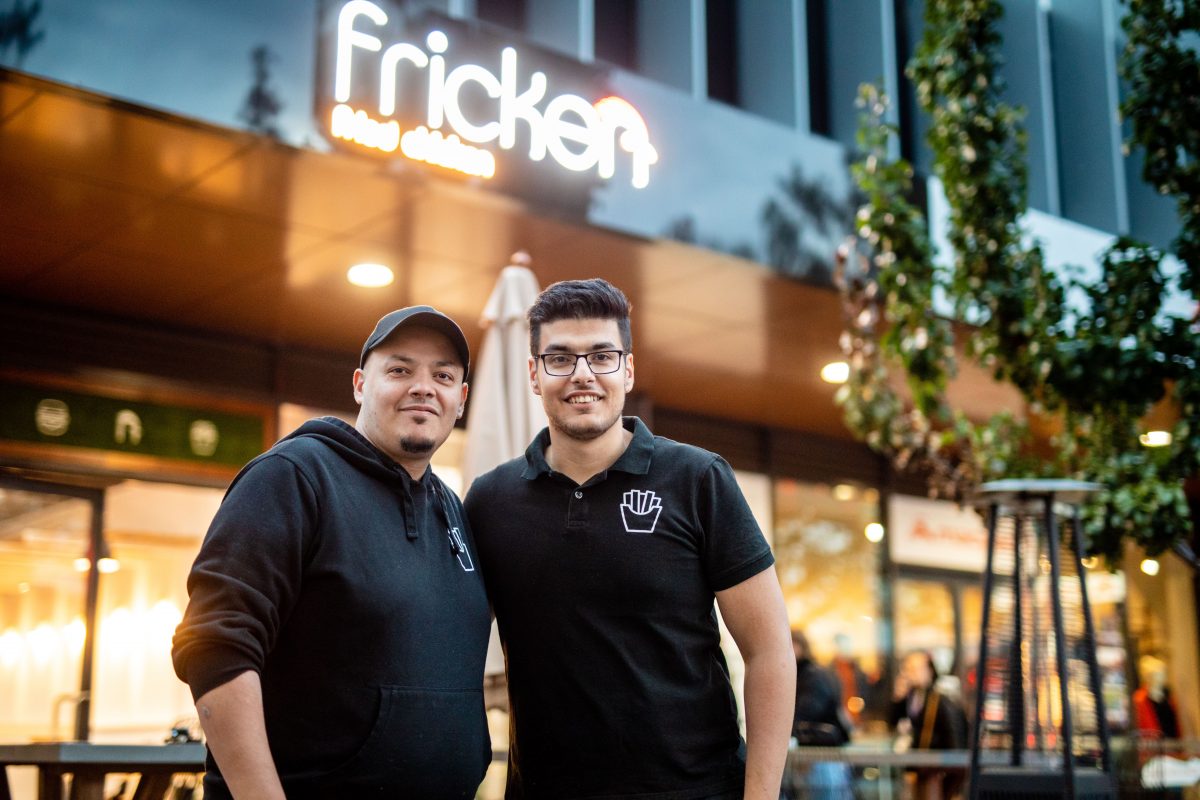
[400,436,435,454]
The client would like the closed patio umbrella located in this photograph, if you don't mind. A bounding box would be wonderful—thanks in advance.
[461,253,547,677]
[461,254,547,491]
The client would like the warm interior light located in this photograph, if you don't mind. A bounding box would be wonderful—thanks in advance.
[1140,558,1160,576]
[73,557,90,573]
[832,484,857,501]
[820,361,850,384]
[1080,556,1098,570]
[1139,430,1172,447]
[864,522,885,543]
[347,263,395,288]
[64,618,86,653]
[97,557,120,574]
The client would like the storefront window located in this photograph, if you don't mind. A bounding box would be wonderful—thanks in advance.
[0,488,92,741]
[0,478,223,747]
[773,479,884,726]
[1088,567,1131,733]
[91,480,222,743]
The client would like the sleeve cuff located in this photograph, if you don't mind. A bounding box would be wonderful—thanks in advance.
[710,549,775,593]
[176,643,261,703]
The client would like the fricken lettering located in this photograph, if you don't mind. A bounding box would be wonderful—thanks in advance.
[332,0,658,186]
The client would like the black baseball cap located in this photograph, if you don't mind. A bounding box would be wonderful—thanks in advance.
[359,306,471,376]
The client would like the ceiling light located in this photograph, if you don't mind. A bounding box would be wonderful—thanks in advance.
[73,557,90,573]
[864,523,885,543]
[832,484,857,501]
[97,557,120,574]
[820,361,850,384]
[347,263,394,288]
[1140,558,1160,577]
[1139,430,1172,448]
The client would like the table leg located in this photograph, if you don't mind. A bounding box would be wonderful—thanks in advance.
[66,769,106,800]
[37,767,63,800]
[131,771,174,800]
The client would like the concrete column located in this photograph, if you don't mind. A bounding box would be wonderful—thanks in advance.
[633,0,700,95]
[735,0,802,126]
[821,0,892,150]
[1047,0,1128,233]
[992,0,1062,215]
[526,0,592,61]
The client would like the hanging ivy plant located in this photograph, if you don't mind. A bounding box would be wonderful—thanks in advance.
[836,0,1200,563]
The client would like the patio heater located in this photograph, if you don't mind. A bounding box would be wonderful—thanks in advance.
[968,480,1116,799]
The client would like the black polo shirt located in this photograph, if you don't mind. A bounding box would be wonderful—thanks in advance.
[465,417,774,800]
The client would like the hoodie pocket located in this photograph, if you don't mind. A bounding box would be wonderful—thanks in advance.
[303,685,490,798]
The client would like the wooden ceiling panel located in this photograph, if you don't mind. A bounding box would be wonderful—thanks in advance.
[0,226,71,284]
[173,269,290,346]
[0,77,36,121]
[638,257,776,326]
[11,246,224,323]
[406,256,496,325]
[407,188,529,268]
[0,86,252,199]
[182,143,417,235]
[279,282,425,354]
[95,198,325,284]
[0,168,144,247]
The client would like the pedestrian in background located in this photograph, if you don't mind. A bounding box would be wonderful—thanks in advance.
[890,651,968,800]
[785,630,853,799]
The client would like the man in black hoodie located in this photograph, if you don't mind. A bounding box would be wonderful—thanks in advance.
[172,307,491,800]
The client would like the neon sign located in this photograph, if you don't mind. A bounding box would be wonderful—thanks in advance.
[330,0,658,187]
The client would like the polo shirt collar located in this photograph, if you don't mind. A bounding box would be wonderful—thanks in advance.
[521,416,654,479]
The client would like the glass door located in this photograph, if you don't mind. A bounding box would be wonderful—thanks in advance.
[0,478,103,742]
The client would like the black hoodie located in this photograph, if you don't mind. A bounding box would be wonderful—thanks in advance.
[172,417,491,799]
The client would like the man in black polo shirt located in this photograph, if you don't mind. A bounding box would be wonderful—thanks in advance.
[465,279,795,800]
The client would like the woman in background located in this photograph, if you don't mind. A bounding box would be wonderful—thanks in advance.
[889,651,968,800]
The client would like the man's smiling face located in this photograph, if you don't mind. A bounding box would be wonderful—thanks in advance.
[529,317,633,442]
[354,325,467,466]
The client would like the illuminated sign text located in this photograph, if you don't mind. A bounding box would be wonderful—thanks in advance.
[332,0,658,187]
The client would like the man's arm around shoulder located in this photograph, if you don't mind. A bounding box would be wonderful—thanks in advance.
[716,567,796,800]
[196,670,286,800]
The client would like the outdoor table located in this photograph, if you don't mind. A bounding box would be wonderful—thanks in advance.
[0,742,206,800]
[785,746,1015,800]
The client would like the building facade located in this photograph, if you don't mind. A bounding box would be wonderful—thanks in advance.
[0,0,1195,779]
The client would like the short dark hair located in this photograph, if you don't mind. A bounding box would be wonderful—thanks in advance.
[791,629,811,661]
[527,278,632,356]
[906,650,939,684]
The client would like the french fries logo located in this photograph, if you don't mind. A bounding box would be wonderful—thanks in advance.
[620,489,662,534]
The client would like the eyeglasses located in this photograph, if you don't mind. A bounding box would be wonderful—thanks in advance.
[536,350,626,376]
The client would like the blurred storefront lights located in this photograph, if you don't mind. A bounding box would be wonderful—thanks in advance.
[1139,430,1171,447]
[820,361,850,384]
[347,262,395,287]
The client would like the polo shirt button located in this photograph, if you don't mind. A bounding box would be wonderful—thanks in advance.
[574,490,583,499]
